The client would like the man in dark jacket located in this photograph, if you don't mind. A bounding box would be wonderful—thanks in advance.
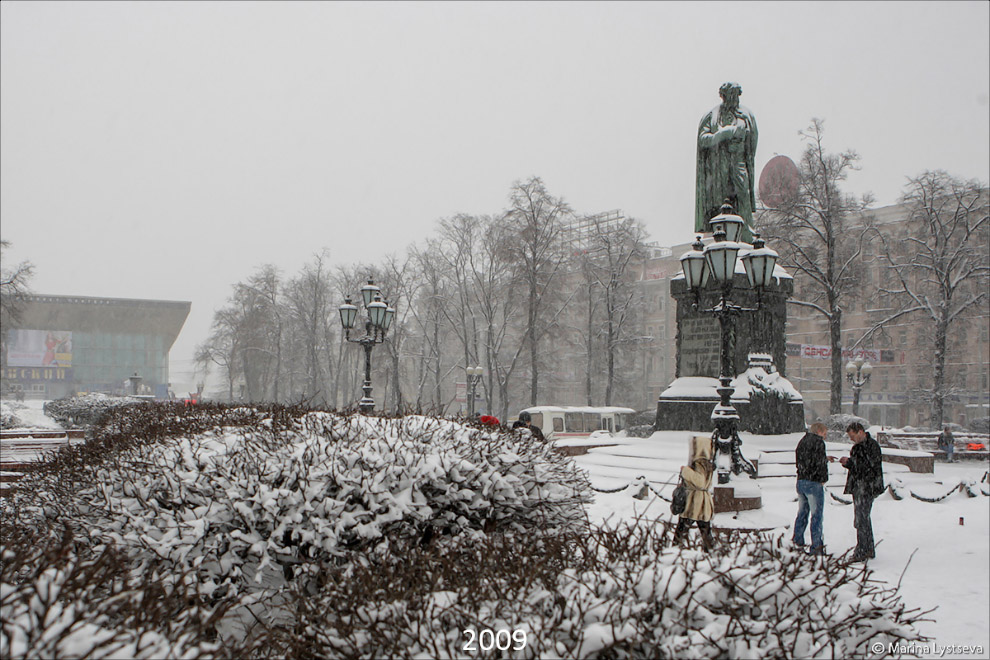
[792,422,833,554]
[840,422,885,562]
[512,411,545,441]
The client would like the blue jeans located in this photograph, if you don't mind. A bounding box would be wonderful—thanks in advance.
[945,443,954,462]
[793,479,825,549]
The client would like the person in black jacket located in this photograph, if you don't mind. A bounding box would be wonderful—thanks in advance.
[792,422,833,554]
[512,411,545,441]
[840,422,885,562]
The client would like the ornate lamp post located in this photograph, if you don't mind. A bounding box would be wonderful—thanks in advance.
[338,279,395,413]
[846,357,872,417]
[680,203,779,483]
[465,365,483,416]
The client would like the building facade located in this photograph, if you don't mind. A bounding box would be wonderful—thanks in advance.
[783,201,989,428]
[1,294,191,400]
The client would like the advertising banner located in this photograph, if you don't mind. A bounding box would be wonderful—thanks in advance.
[4,366,73,382]
[798,344,880,362]
[5,329,73,367]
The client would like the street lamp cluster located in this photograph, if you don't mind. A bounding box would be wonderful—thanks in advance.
[338,279,395,413]
[846,356,873,417]
[679,202,779,482]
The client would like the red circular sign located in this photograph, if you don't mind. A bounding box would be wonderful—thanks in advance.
[759,155,799,208]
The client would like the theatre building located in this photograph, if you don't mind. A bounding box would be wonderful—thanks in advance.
[1,294,190,400]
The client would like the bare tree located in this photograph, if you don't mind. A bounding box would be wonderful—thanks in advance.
[434,214,483,405]
[195,306,241,402]
[759,119,873,414]
[470,215,526,420]
[405,244,454,412]
[376,252,417,411]
[196,266,283,402]
[0,240,34,326]
[504,177,572,406]
[285,253,335,405]
[582,216,649,405]
[868,171,989,428]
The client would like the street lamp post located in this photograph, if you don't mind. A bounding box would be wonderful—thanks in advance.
[680,202,779,484]
[846,357,872,417]
[466,365,483,416]
[338,280,395,413]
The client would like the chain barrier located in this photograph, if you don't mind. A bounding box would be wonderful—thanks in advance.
[829,491,852,505]
[597,476,987,504]
[589,475,675,501]
[829,480,990,505]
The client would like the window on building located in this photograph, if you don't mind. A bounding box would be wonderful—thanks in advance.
[899,330,908,346]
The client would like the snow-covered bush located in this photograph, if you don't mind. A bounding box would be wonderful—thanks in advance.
[43,393,145,428]
[0,401,20,429]
[5,407,591,633]
[258,521,928,659]
[2,403,928,658]
[1,527,239,659]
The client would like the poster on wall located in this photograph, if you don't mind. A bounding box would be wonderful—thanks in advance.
[5,329,73,367]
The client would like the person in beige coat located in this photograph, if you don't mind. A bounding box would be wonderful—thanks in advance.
[673,434,716,550]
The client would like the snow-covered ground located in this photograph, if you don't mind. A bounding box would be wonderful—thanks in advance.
[0,399,65,431]
[572,431,990,659]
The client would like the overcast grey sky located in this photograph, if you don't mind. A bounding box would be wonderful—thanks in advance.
[2,1,988,390]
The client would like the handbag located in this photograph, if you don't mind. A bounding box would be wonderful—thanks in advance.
[670,478,687,516]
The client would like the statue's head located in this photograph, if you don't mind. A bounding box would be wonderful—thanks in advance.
[718,82,742,107]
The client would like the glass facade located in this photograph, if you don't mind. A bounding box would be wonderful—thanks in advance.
[69,331,168,392]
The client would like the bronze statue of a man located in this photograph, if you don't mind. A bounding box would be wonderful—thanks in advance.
[696,82,758,242]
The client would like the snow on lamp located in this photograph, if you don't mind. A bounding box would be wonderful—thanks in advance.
[338,297,358,330]
[367,294,387,329]
[680,235,710,290]
[741,233,779,289]
[708,203,745,244]
[704,232,741,285]
[360,279,381,308]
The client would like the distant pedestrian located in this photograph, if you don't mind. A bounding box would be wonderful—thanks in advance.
[937,426,955,463]
[839,422,885,562]
[792,422,834,555]
[673,435,716,551]
[512,411,545,441]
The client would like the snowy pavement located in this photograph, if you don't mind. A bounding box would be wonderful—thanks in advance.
[575,431,990,658]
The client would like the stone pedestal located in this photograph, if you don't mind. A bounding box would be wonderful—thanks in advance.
[714,484,762,513]
[655,264,805,434]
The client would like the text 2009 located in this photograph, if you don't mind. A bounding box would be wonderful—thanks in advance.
[462,629,527,652]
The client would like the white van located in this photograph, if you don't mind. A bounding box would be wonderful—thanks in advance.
[518,406,636,441]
